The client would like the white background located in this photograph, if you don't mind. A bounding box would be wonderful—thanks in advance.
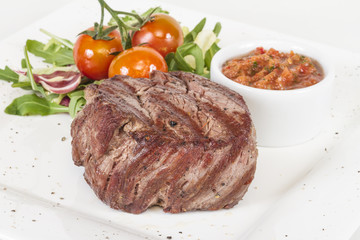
[0,0,359,54]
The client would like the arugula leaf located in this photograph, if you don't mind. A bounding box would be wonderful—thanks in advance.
[171,43,205,75]
[21,58,27,69]
[26,39,74,66]
[205,42,221,70]
[24,45,47,98]
[183,18,206,44]
[40,29,74,49]
[0,66,19,83]
[5,94,69,116]
[11,82,32,90]
[212,22,222,37]
[165,52,178,71]
[168,18,221,78]
[69,96,86,118]
[68,90,86,118]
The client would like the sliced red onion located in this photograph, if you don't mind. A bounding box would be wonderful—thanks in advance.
[33,71,81,94]
[60,96,70,107]
[15,70,26,75]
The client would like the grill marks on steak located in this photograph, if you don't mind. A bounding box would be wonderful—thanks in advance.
[71,71,257,214]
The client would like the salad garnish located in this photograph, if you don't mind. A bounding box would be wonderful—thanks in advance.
[0,0,221,117]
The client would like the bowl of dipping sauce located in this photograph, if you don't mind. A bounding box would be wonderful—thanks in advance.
[210,40,334,147]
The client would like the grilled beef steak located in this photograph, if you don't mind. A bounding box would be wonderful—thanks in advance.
[71,71,257,214]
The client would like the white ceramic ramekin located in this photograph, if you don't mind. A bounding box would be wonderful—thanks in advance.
[210,40,334,147]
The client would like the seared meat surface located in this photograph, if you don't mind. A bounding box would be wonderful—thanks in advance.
[71,71,257,214]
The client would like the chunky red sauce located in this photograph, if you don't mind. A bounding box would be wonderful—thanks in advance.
[222,47,324,90]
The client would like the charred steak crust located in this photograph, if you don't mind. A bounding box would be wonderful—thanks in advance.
[71,71,257,214]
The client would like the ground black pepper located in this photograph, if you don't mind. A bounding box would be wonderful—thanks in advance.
[169,121,177,127]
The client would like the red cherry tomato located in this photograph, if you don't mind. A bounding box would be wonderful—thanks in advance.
[73,27,123,80]
[131,13,184,57]
[108,46,168,79]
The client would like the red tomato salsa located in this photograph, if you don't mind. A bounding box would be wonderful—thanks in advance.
[222,47,324,90]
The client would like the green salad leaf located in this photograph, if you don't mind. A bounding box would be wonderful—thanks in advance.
[40,29,74,49]
[173,43,205,75]
[212,22,222,37]
[11,82,32,90]
[68,90,86,118]
[5,94,69,116]
[24,45,47,99]
[183,18,206,44]
[0,66,19,83]
[167,18,221,78]
[205,42,221,70]
[26,39,74,66]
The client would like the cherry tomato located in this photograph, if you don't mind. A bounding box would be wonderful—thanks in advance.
[73,27,123,80]
[108,46,168,79]
[131,13,184,57]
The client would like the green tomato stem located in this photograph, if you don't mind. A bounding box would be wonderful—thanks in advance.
[97,0,105,39]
